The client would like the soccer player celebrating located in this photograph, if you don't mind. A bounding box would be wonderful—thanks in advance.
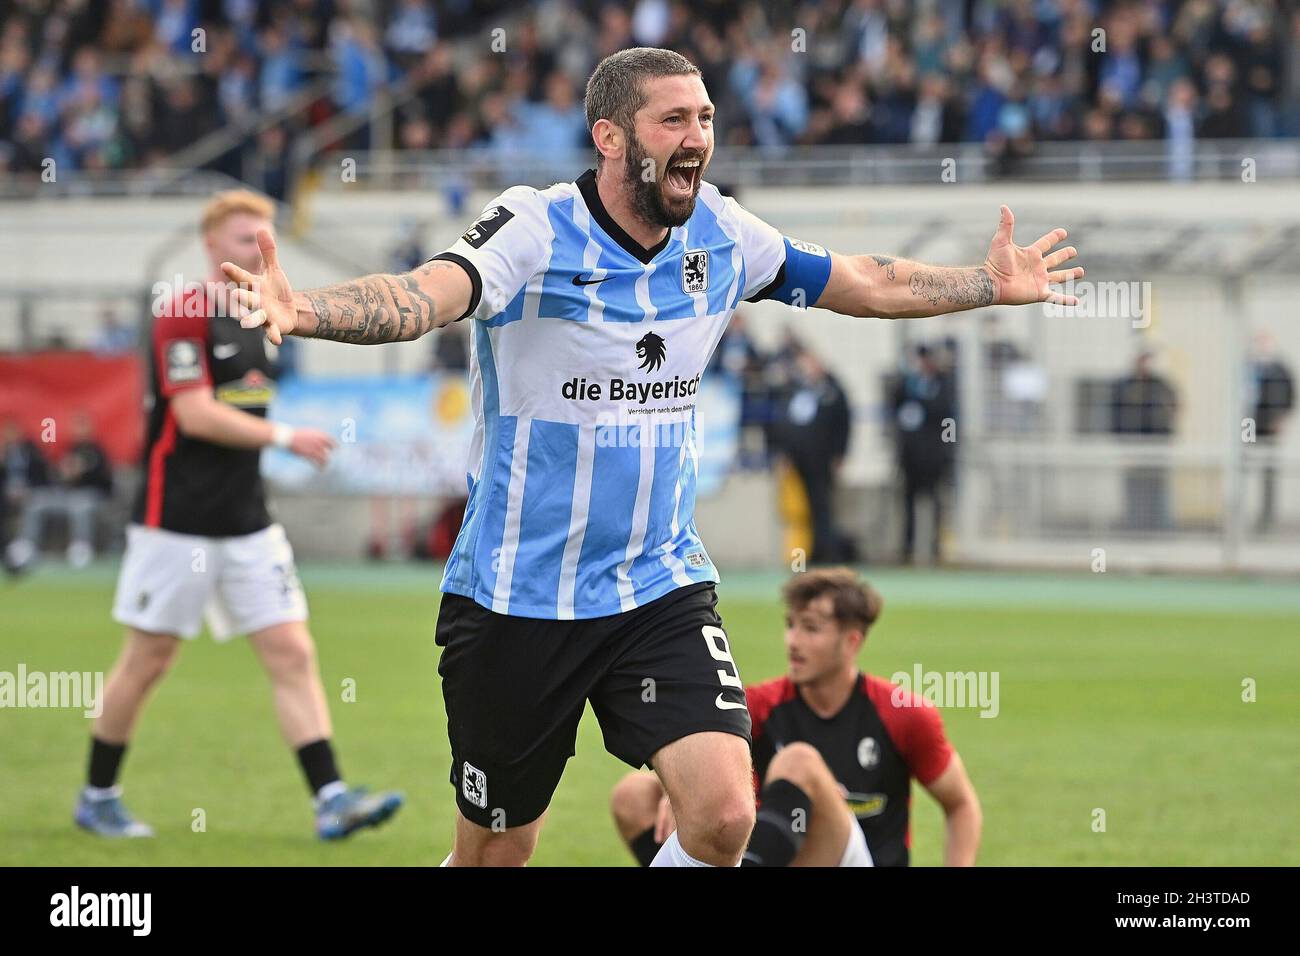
[228,48,1078,866]
[611,568,982,866]
[76,191,403,840]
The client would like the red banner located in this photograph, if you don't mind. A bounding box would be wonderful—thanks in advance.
[0,351,144,466]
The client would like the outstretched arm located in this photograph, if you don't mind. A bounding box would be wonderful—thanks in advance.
[815,206,1084,319]
[222,230,473,345]
[290,259,470,343]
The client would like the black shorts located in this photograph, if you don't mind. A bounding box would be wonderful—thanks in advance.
[435,582,751,829]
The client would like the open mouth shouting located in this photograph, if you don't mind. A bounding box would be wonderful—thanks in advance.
[664,155,703,199]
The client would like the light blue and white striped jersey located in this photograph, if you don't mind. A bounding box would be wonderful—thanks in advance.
[432,169,831,619]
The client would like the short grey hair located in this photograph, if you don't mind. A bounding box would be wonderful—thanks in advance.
[584,47,701,150]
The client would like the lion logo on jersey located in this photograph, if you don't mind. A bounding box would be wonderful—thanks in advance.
[636,332,667,373]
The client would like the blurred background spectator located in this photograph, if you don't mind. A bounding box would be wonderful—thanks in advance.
[1111,349,1178,531]
[893,342,957,564]
[389,218,427,273]
[2,417,51,573]
[1246,330,1294,531]
[768,340,853,565]
[92,304,136,353]
[4,411,113,571]
[429,318,468,372]
[707,312,772,469]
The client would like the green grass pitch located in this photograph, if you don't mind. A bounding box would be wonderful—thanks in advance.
[2,562,1296,866]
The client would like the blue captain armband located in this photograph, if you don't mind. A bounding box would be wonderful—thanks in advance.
[745,237,833,308]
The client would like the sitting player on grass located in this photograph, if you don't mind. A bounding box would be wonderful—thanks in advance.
[611,568,982,866]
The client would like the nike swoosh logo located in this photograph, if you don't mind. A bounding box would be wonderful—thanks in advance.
[715,694,748,711]
[213,343,240,359]
[571,275,612,286]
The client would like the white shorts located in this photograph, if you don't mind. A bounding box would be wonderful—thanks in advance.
[839,816,874,867]
[112,523,308,641]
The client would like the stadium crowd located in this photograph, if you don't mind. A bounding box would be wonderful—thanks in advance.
[2,0,1298,186]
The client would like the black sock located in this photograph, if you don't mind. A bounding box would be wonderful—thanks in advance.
[87,737,127,790]
[740,779,813,867]
[629,827,663,867]
[296,739,341,796]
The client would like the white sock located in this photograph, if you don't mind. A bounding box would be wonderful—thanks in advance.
[315,780,347,806]
[649,830,714,867]
[83,784,121,801]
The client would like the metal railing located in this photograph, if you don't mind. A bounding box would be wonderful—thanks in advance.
[304,138,1300,191]
[4,138,1296,202]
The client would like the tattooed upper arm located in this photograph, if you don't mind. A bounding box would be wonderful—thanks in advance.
[411,259,474,329]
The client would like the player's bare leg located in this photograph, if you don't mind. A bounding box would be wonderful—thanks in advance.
[650,731,755,866]
[762,741,859,867]
[446,808,547,866]
[611,770,674,866]
[248,620,403,839]
[95,628,182,743]
[247,621,332,745]
[610,770,664,842]
[76,628,180,837]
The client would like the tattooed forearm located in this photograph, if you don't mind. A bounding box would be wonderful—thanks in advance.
[300,263,452,344]
[908,267,995,308]
[304,275,430,344]
[838,254,999,318]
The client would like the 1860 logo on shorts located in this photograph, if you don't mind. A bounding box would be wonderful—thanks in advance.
[462,761,488,809]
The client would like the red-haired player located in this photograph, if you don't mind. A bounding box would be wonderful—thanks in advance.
[75,190,402,841]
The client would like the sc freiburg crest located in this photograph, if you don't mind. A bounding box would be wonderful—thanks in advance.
[682,249,709,293]
[636,332,667,373]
